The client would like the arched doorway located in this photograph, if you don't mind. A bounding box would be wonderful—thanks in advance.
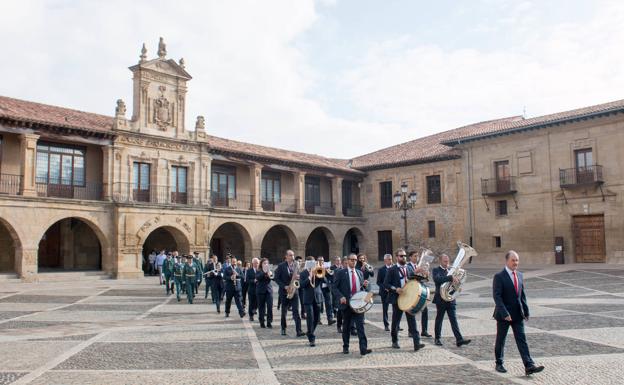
[142,226,190,274]
[343,227,363,256]
[210,222,252,262]
[260,225,297,264]
[305,227,335,258]
[38,218,102,271]
[0,218,20,272]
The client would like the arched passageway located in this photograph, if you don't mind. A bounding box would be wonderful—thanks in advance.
[38,218,102,271]
[260,225,297,264]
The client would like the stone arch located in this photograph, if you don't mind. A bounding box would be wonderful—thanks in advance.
[37,216,110,271]
[260,224,298,264]
[343,227,365,257]
[141,226,191,273]
[0,217,22,273]
[210,222,253,262]
[304,226,337,258]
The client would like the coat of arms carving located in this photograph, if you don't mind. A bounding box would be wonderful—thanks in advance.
[153,85,172,130]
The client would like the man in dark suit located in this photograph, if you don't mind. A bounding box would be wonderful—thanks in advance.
[273,250,305,337]
[300,257,323,346]
[383,248,425,351]
[317,256,336,326]
[223,257,245,318]
[432,253,470,347]
[246,258,259,321]
[331,253,371,356]
[256,258,273,328]
[376,254,393,331]
[493,250,544,376]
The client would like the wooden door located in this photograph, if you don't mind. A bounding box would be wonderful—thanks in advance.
[377,231,393,261]
[573,215,606,263]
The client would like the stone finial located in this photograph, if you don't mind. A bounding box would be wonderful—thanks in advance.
[140,43,147,62]
[195,115,205,131]
[157,37,167,58]
[179,57,185,68]
[115,99,127,117]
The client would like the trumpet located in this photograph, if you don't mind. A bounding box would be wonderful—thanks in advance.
[263,264,274,279]
[313,261,326,279]
[364,262,374,274]
[231,266,238,282]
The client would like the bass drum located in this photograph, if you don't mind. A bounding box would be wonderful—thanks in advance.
[397,280,432,316]
[350,291,374,314]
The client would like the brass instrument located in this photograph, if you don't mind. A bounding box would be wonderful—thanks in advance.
[414,248,435,281]
[286,260,301,299]
[313,261,326,279]
[364,262,374,274]
[263,264,274,279]
[440,242,478,302]
[231,265,238,282]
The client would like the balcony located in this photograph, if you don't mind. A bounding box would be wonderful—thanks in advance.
[481,176,517,196]
[343,204,363,217]
[305,201,335,215]
[261,198,297,213]
[113,183,201,206]
[559,165,604,188]
[36,178,103,201]
[0,174,22,196]
[209,191,253,210]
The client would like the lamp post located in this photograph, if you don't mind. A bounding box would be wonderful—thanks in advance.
[393,182,417,250]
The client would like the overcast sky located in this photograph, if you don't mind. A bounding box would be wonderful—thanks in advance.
[2,0,624,159]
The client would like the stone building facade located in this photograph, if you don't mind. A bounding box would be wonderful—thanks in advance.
[1,39,623,281]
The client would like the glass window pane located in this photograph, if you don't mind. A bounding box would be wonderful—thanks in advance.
[228,174,235,198]
[171,167,178,190]
[261,179,267,201]
[219,174,227,196]
[178,167,187,192]
[73,156,84,186]
[140,164,150,189]
[36,152,48,183]
[211,172,218,192]
[133,163,139,188]
[274,180,280,202]
[61,155,73,185]
[49,154,60,184]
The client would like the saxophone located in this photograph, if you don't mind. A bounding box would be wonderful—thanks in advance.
[286,260,301,299]
[439,242,478,302]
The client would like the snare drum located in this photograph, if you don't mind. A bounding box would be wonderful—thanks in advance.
[350,291,374,314]
[397,280,432,316]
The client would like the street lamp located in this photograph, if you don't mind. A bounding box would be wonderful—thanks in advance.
[394,182,417,250]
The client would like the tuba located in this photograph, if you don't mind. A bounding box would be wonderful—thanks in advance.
[414,248,436,281]
[439,242,478,302]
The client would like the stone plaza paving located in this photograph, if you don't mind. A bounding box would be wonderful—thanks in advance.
[1,264,624,384]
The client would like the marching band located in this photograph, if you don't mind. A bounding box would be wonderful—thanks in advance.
[150,243,544,376]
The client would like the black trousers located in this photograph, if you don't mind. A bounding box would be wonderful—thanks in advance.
[421,306,429,333]
[257,293,273,325]
[304,303,320,342]
[333,293,342,329]
[242,282,248,306]
[495,319,535,368]
[434,302,463,341]
[299,289,305,317]
[321,288,333,322]
[381,295,390,328]
[247,285,257,316]
[342,306,367,353]
[391,303,421,348]
[204,278,213,298]
[225,289,244,316]
[280,291,302,333]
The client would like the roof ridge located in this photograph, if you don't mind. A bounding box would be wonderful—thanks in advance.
[0,95,114,120]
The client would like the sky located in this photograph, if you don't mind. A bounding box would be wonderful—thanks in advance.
[1,0,624,159]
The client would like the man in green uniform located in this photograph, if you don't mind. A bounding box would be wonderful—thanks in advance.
[183,256,197,304]
[163,253,175,295]
[192,252,204,295]
[173,255,186,302]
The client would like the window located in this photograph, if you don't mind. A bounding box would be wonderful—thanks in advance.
[575,148,594,184]
[495,200,508,216]
[211,165,236,206]
[428,220,436,238]
[36,142,86,186]
[380,181,393,208]
[305,176,321,213]
[426,175,441,204]
[495,160,511,193]
[261,171,281,211]
[171,166,187,204]
[133,162,151,202]
[494,236,502,248]
[377,230,393,261]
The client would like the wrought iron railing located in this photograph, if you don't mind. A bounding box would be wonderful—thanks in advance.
[559,165,604,187]
[481,176,517,196]
[343,204,363,217]
[305,201,335,215]
[113,183,202,206]
[36,178,103,200]
[0,174,22,196]
[261,198,297,213]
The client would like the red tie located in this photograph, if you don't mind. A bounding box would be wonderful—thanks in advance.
[513,271,519,295]
[351,269,357,295]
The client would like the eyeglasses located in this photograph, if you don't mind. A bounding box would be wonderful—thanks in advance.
[397,254,406,257]
[348,258,357,261]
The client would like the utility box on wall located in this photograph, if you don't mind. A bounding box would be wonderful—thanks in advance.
[555,236,564,264]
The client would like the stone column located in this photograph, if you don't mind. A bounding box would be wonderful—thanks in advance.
[294,171,306,214]
[19,133,40,197]
[101,145,113,200]
[16,246,38,282]
[332,176,344,217]
[249,164,263,211]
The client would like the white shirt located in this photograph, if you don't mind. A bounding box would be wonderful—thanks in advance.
[156,253,166,267]
[398,264,408,287]
[348,267,360,291]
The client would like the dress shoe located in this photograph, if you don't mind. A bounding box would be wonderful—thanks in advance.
[225,313,229,318]
[414,343,425,351]
[360,349,372,356]
[392,342,400,349]
[328,319,336,326]
[399,327,404,331]
[350,330,357,336]
[495,364,507,373]
[216,308,220,314]
[337,327,342,333]
[384,326,390,331]
[525,365,544,376]
[281,329,286,336]
[434,339,443,346]
[297,331,306,337]
[456,339,471,347]
[343,348,349,354]
[260,323,266,328]
[249,316,254,322]
[408,333,413,338]
[309,341,316,347]
[267,323,273,329]
[318,320,323,325]
[421,332,432,338]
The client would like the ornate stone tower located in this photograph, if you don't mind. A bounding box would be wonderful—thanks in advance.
[114,38,193,139]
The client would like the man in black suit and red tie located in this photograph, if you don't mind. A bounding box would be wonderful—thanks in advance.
[493,250,544,376]
[376,254,393,331]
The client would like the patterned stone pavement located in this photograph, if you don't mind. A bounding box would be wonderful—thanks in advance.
[0,264,623,384]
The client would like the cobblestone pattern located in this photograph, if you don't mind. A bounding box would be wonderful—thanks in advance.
[0,372,25,385]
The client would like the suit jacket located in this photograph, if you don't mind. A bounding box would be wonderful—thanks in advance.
[255,270,273,295]
[376,265,390,298]
[300,269,324,305]
[223,265,242,292]
[246,268,259,292]
[204,262,215,279]
[331,268,365,310]
[274,261,293,291]
[383,264,410,305]
[432,266,454,305]
[492,268,529,322]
